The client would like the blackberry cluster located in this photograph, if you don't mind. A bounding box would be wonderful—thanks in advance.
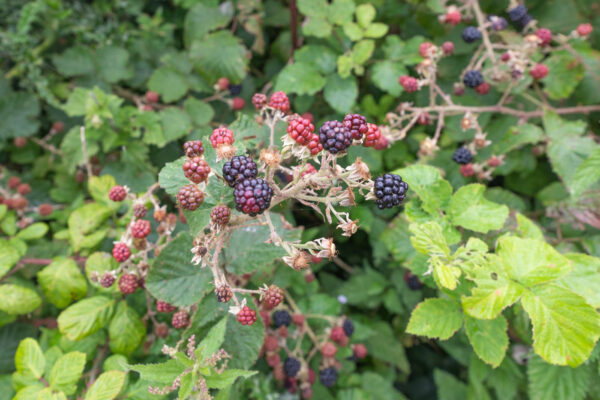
[215,285,233,303]
[133,204,147,218]
[343,319,354,337]
[112,243,131,262]
[233,178,273,216]
[157,300,176,313]
[172,310,190,329]
[343,114,368,140]
[462,27,481,43]
[119,274,139,294]
[319,367,338,387]
[373,174,408,209]
[452,147,473,164]
[273,310,292,327]
[319,120,352,154]
[237,306,257,325]
[100,273,115,288]
[183,140,204,157]
[177,185,205,211]
[223,156,258,187]
[268,91,290,113]
[284,357,301,377]
[263,285,284,308]
[463,70,484,88]
[508,5,532,29]
[183,157,210,184]
[108,185,127,202]
[131,219,151,238]
[211,205,231,225]
[487,15,507,31]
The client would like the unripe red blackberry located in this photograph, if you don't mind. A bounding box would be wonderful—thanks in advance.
[353,343,368,359]
[536,28,552,46]
[215,285,233,303]
[444,9,461,25]
[362,124,381,148]
[460,163,475,177]
[287,117,314,145]
[417,112,430,125]
[109,185,127,202]
[52,121,65,133]
[263,285,284,308]
[529,64,549,80]
[157,300,177,313]
[112,243,131,262]
[487,156,503,167]
[133,204,148,218]
[330,326,347,343]
[501,52,510,62]
[475,82,491,95]
[577,23,593,36]
[8,176,20,189]
[399,76,419,93]
[374,135,388,150]
[237,306,257,325]
[38,203,53,216]
[119,274,139,294]
[306,134,323,155]
[17,183,31,195]
[252,93,267,109]
[441,41,454,55]
[183,140,204,158]
[172,310,190,329]
[301,163,317,177]
[264,335,279,351]
[343,114,368,140]
[418,42,435,58]
[100,272,116,288]
[183,157,210,184]
[14,137,27,148]
[268,91,290,113]
[131,219,151,238]
[177,185,205,211]
[321,342,338,358]
[266,352,280,367]
[232,97,245,110]
[143,104,153,111]
[145,91,159,103]
[301,112,314,123]
[217,77,230,91]
[292,314,305,326]
[210,205,231,226]
[154,208,166,222]
[210,127,235,148]
[9,197,28,210]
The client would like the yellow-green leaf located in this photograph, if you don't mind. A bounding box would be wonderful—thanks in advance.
[15,338,45,379]
[84,371,126,400]
[406,298,462,340]
[38,257,87,308]
[49,351,86,395]
[57,296,115,341]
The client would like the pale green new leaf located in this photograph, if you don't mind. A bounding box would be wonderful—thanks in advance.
[356,3,376,28]
[515,213,544,240]
[16,222,48,240]
[557,254,600,308]
[406,298,462,340]
[84,371,126,400]
[521,284,600,366]
[57,296,115,341]
[15,338,45,379]
[0,238,20,279]
[108,302,146,355]
[432,260,461,291]
[37,257,87,308]
[49,351,86,395]
[449,184,508,233]
[13,384,44,400]
[37,387,67,400]
[0,284,41,314]
[68,203,112,251]
[527,355,591,400]
[464,315,508,368]
[409,221,450,258]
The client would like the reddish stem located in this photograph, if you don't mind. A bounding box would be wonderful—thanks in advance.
[290,0,298,56]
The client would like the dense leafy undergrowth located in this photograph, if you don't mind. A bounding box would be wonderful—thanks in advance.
[2,0,600,399]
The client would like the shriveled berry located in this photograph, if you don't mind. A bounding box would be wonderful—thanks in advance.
[263,285,284,308]
[272,310,292,328]
[373,174,408,209]
[292,314,305,326]
[112,243,131,262]
[237,306,257,325]
[508,5,528,22]
[119,274,139,294]
[501,52,511,62]
[210,127,235,148]
[183,157,210,184]
[157,300,177,313]
[343,114,368,140]
[529,64,549,79]
[252,93,267,109]
[399,75,419,93]
[183,140,204,158]
[215,285,233,303]
[321,342,338,358]
[264,335,279,352]
[233,178,273,216]
[131,219,151,238]
[536,28,552,46]
[100,272,116,288]
[52,121,65,133]
[177,185,205,211]
[268,91,290,113]
[266,352,280,367]
[417,113,430,125]
[488,15,508,31]
[318,120,352,154]
[287,117,314,145]
[155,323,169,338]
[13,137,27,148]
[319,367,338,387]
[223,155,257,187]
[8,176,20,189]
[418,42,435,58]
[211,205,231,226]
[172,310,190,329]
[109,185,127,202]
[284,357,301,377]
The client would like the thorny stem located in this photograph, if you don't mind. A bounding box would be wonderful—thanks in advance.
[470,0,496,64]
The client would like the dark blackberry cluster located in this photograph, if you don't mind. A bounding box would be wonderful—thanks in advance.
[373,174,408,209]
[183,140,204,157]
[183,157,210,184]
[343,319,354,337]
[461,27,481,43]
[407,275,423,290]
[177,185,205,211]
[223,155,258,187]
[215,285,233,303]
[210,205,231,225]
[463,70,484,88]
[119,274,139,294]
[172,310,190,329]
[508,5,532,29]
[487,15,508,31]
[273,310,292,327]
[319,120,352,154]
[452,147,473,165]
[131,219,151,238]
[343,114,368,140]
[284,357,301,377]
[319,367,338,387]
[233,178,273,216]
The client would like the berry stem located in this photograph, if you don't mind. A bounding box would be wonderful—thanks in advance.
[471,0,497,64]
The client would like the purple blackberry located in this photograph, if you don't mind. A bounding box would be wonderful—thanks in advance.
[373,174,408,209]
[452,147,473,165]
[462,27,481,43]
[463,70,484,88]
[223,155,258,187]
[342,319,354,337]
[507,5,527,22]
[272,310,292,328]
[343,114,368,140]
[318,121,352,154]
[487,15,508,31]
[284,357,301,377]
[233,178,273,216]
[319,367,338,387]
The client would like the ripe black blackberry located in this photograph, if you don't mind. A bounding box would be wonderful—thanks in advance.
[233,178,273,216]
[407,275,423,290]
[183,157,210,184]
[343,114,368,140]
[507,5,527,22]
[177,185,204,211]
[223,155,258,187]
[452,147,473,165]
[461,27,481,43]
[284,357,301,377]
[319,367,338,387]
[318,120,352,154]
[343,319,354,337]
[228,83,242,95]
[273,310,292,328]
[215,285,233,303]
[211,205,231,226]
[463,70,484,88]
[100,272,115,288]
[183,140,205,158]
[373,174,408,209]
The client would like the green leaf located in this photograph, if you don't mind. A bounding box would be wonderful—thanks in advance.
[196,317,227,360]
[84,371,126,400]
[497,236,572,286]
[557,254,600,308]
[13,384,44,400]
[160,107,192,144]
[327,0,355,25]
[275,63,326,95]
[0,285,41,315]
[16,222,48,240]
[96,46,131,83]
[15,338,45,379]
[0,91,40,139]
[184,98,214,126]
[37,257,87,308]
[48,351,86,395]
[407,298,462,340]
[323,74,358,114]
[543,51,585,100]
[352,40,375,65]
[35,387,67,400]
[158,156,190,197]
[521,284,600,366]
[302,17,332,38]
[493,123,544,154]
[434,369,467,400]
[370,61,406,97]
[449,184,509,233]
[570,148,600,197]
[128,359,187,384]
[0,239,20,279]
[68,203,112,251]
[394,165,452,213]
[547,136,599,195]
[108,302,146,355]
[515,213,544,240]
[184,3,233,46]
[364,321,410,373]
[85,252,118,292]
[409,221,450,258]
[297,0,328,18]
[356,3,376,28]
[528,355,591,400]
[57,296,115,341]
[543,111,586,140]
[343,22,363,41]
[52,46,95,77]
[464,315,508,367]
[146,233,212,306]
[87,175,120,211]
[148,67,189,103]
[204,369,257,389]
[294,45,337,75]
[364,23,388,38]
[190,31,248,83]
[222,312,264,369]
